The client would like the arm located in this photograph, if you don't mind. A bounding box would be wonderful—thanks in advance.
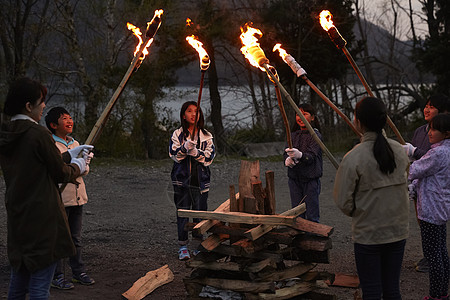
[169,129,188,163]
[409,149,440,181]
[298,132,322,166]
[193,133,215,167]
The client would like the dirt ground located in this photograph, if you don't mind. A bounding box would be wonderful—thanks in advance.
[0,156,445,299]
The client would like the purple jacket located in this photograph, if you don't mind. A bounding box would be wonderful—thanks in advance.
[409,139,450,225]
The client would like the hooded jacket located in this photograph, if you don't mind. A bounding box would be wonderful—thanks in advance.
[0,118,79,272]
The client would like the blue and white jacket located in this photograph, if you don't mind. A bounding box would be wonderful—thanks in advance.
[169,127,215,193]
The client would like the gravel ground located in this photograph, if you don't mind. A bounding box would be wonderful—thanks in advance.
[0,156,446,299]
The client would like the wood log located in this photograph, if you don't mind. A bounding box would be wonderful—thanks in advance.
[177,210,296,226]
[239,160,260,211]
[303,291,338,300]
[325,273,360,288]
[255,262,315,282]
[264,171,276,215]
[293,235,333,251]
[184,277,275,293]
[251,181,265,214]
[186,257,276,273]
[193,194,237,235]
[246,281,314,300]
[214,244,284,263]
[280,247,330,263]
[122,265,174,300]
[291,218,334,237]
[200,233,229,251]
[244,203,306,240]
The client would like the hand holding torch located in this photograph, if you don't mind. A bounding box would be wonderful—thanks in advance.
[319,10,405,144]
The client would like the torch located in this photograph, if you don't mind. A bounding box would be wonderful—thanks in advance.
[239,24,339,169]
[319,10,405,144]
[186,31,210,139]
[60,10,163,193]
[273,43,362,138]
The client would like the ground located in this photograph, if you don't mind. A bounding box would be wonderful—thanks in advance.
[0,157,443,299]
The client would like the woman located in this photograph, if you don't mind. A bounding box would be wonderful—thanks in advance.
[0,77,91,299]
[333,97,410,299]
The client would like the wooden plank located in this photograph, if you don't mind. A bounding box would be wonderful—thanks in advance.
[193,195,236,235]
[239,160,260,211]
[214,244,284,263]
[247,281,314,300]
[293,235,333,251]
[177,209,296,226]
[291,218,334,237]
[256,262,315,282]
[251,181,265,214]
[264,170,276,215]
[185,277,275,293]
[280,247,330,263]
[244,203,306,240]
[200,233,229,251]
[325,273,360,288]
[122,265,174,300]
[186,257,276,273]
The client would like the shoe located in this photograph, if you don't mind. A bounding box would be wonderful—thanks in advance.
[415,257,429,273]
[72,272,95,285]
[178,246,190,260]
[51,274,75,290]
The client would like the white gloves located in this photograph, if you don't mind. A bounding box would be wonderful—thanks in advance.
[71,157,87,174]
[285,148,303,162]
[285,157,296,168]
[68,145,94,159]
[402,143,416,159]
[184,140,198,157]
[83,151,94,164]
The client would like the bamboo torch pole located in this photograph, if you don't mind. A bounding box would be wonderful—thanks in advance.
[273,44,362,138]
[319,10,405,144]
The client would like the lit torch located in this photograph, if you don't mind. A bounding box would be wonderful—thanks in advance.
[273,43,361,137]
[240,24,339,169]
[319,10,405,144]
[185,19,210,139]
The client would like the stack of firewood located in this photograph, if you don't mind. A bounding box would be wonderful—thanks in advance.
[179,161,337,300]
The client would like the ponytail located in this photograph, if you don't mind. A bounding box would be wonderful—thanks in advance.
[355,97,396,174]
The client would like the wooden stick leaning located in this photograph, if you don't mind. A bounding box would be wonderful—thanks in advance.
[262,64,340,169]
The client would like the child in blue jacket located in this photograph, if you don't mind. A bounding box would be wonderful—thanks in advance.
[169,101,215,260]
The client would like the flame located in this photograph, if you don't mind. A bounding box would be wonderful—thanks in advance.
[186,18,193,27]
[319,10,335,31]
[273,43,288,60]
[239,24,268,71]
[186,35,210,71]
[127,10,163,61]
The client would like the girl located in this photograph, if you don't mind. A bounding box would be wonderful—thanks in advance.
[284,103,323,223]
[333,97,410,299]
[169,101,215,260]
[409,113,450,300]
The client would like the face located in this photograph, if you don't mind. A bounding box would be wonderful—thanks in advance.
[424,102,439,123]
[428,127,449,144]
[296,109,314,129]
[26,96,45,122]
[51,113,73,138]
[183,104,197,127]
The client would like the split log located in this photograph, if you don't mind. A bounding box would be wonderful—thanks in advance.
[244,203,306,240]
[325,273,360,288]
[193,194,238,235]
[279,247,330,263]
[246,281,314,300]
[291,218,334,237]
[255,262,315,282]
[264,171,276,215]
[214,244,284,263]
[177,210,296,226]
[201,234,229,251]
[184,277,275,293]
[122,265,174,300]
[186,258,276,273]
[292,235,333,252]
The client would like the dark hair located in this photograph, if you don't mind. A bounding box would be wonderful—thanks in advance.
[180,101,206,138]
[292,103,321,132]
[4,77,47,116]
[355,97,396,174]
[427,94,450,113]
[45,107,70,134]
[430,113,450,135]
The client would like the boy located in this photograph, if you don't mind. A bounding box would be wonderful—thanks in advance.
[45,107,95,289]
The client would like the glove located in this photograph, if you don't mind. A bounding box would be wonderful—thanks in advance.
[285,157,296,168]
[71,157,87,174]
[402,143,416,159]
[183,140,196,152]
[285,148,303,161]
[83,151,94,165]
[188,147,198,157]
[68,145,94,159]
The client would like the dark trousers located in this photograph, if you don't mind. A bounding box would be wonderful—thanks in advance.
[173,185,208,245]
[55,205,85,277]
[420,220,449,298]
[288,177,320,222]
[354,240,406,300]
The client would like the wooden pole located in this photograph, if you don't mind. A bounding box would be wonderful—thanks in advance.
[274,84,293,148]
[192,70,206,140]
[262,64,340,169]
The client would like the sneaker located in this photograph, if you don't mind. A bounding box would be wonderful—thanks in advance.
[178,246,190,260]
[51,274,75,290]
[72,272,95,285]
[415,257,429,273]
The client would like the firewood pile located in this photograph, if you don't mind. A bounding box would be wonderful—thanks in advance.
[179,161,338,300]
